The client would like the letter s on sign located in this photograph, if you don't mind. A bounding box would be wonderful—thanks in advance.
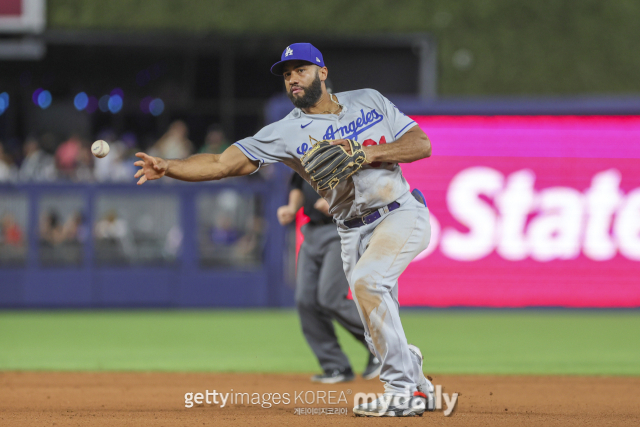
[441,167,504,261]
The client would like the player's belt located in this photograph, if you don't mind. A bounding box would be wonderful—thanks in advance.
[343,202,401,229]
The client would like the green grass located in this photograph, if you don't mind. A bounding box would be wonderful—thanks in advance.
[0,310,638,375]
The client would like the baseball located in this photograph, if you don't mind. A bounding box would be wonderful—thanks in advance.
[91,140,110,158]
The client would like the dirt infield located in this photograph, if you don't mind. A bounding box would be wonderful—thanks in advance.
[1,372,639,426]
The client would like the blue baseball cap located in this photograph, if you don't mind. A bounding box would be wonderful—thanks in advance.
[270,43,325,76]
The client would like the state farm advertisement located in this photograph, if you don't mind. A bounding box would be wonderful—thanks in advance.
[400,115,640,307]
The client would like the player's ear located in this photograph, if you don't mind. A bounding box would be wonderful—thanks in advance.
[318,66,328,81]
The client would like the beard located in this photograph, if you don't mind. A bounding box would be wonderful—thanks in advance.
[287,71,323,109]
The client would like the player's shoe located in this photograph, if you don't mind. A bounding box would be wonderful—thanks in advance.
[408,344,436,412]
[311,367,355,384]
[353,392,428,417]
[362,354,381,380]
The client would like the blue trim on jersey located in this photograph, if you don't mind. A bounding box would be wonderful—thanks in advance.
[234,142,264,175]
[394,121,416,139]
[235,142,260,161]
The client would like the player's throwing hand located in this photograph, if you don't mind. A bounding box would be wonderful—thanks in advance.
[134,152,169,185]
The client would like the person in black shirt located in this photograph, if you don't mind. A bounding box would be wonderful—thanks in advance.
[277,173,381,383]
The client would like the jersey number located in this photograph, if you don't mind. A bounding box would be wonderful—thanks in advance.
[362,136,387,168]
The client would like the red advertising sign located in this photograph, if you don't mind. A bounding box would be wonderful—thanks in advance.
[400,116,640,307]
[0,0,45,33]
[0,0,22,15]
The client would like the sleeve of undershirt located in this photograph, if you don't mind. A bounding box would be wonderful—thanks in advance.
[290,173,303,190]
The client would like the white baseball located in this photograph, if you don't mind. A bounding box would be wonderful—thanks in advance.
[91,140,110,158]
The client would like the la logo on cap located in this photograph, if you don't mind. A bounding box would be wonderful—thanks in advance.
[285,46,293,57]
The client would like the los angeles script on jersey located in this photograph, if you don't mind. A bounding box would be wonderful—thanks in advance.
[323,108,383,141]
[295,108,384,156]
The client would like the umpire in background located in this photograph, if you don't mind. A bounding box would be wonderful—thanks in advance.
[278,173,381,383]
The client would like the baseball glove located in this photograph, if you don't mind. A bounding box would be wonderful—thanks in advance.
[300,138,368,190]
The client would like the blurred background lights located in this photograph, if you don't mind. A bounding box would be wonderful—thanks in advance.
[110,88,124,98]
[0,92,8,115]
[108,94,123,113]
[98,95,110,112]
[149,98,164,116]
[86,96,99,114]
[37,90,52,109]
[140,96,153,114]
[74,92,89,111]
[32,88,43,105]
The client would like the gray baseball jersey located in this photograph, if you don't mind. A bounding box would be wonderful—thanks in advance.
[234,89,418,221]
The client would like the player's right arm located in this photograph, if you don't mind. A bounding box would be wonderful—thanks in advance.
[133,145,259,185]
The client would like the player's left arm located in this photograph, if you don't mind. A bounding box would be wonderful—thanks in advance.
[330,125,431,164]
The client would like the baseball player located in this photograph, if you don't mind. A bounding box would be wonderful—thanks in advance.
[134,42,435,417]
[278,173,381,383]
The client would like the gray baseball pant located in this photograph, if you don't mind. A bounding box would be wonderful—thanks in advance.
[295,223,368,371]
[337,191,431,394]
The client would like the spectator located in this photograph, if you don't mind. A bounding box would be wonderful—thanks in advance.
[61,211,88,243]
[95,210,134,257]
[150,120,193,159]
[0,212,23,247]
[40,210,64,246]
[94,140,133,182]
[18,136,57,182]
[210,212,241,246]
[95,210,128,240]
[200,124,230,155]
[0,141,18,182]
[75,143,95,182]
[39,133,58,156]
[55,134,82,180]
[163,225,183,259]
[234,214,265,261]
[120,132,140,179]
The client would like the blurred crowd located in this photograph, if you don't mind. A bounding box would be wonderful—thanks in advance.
[40,210,87,247]
[0,120,267,267]
[0,120,233,183]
